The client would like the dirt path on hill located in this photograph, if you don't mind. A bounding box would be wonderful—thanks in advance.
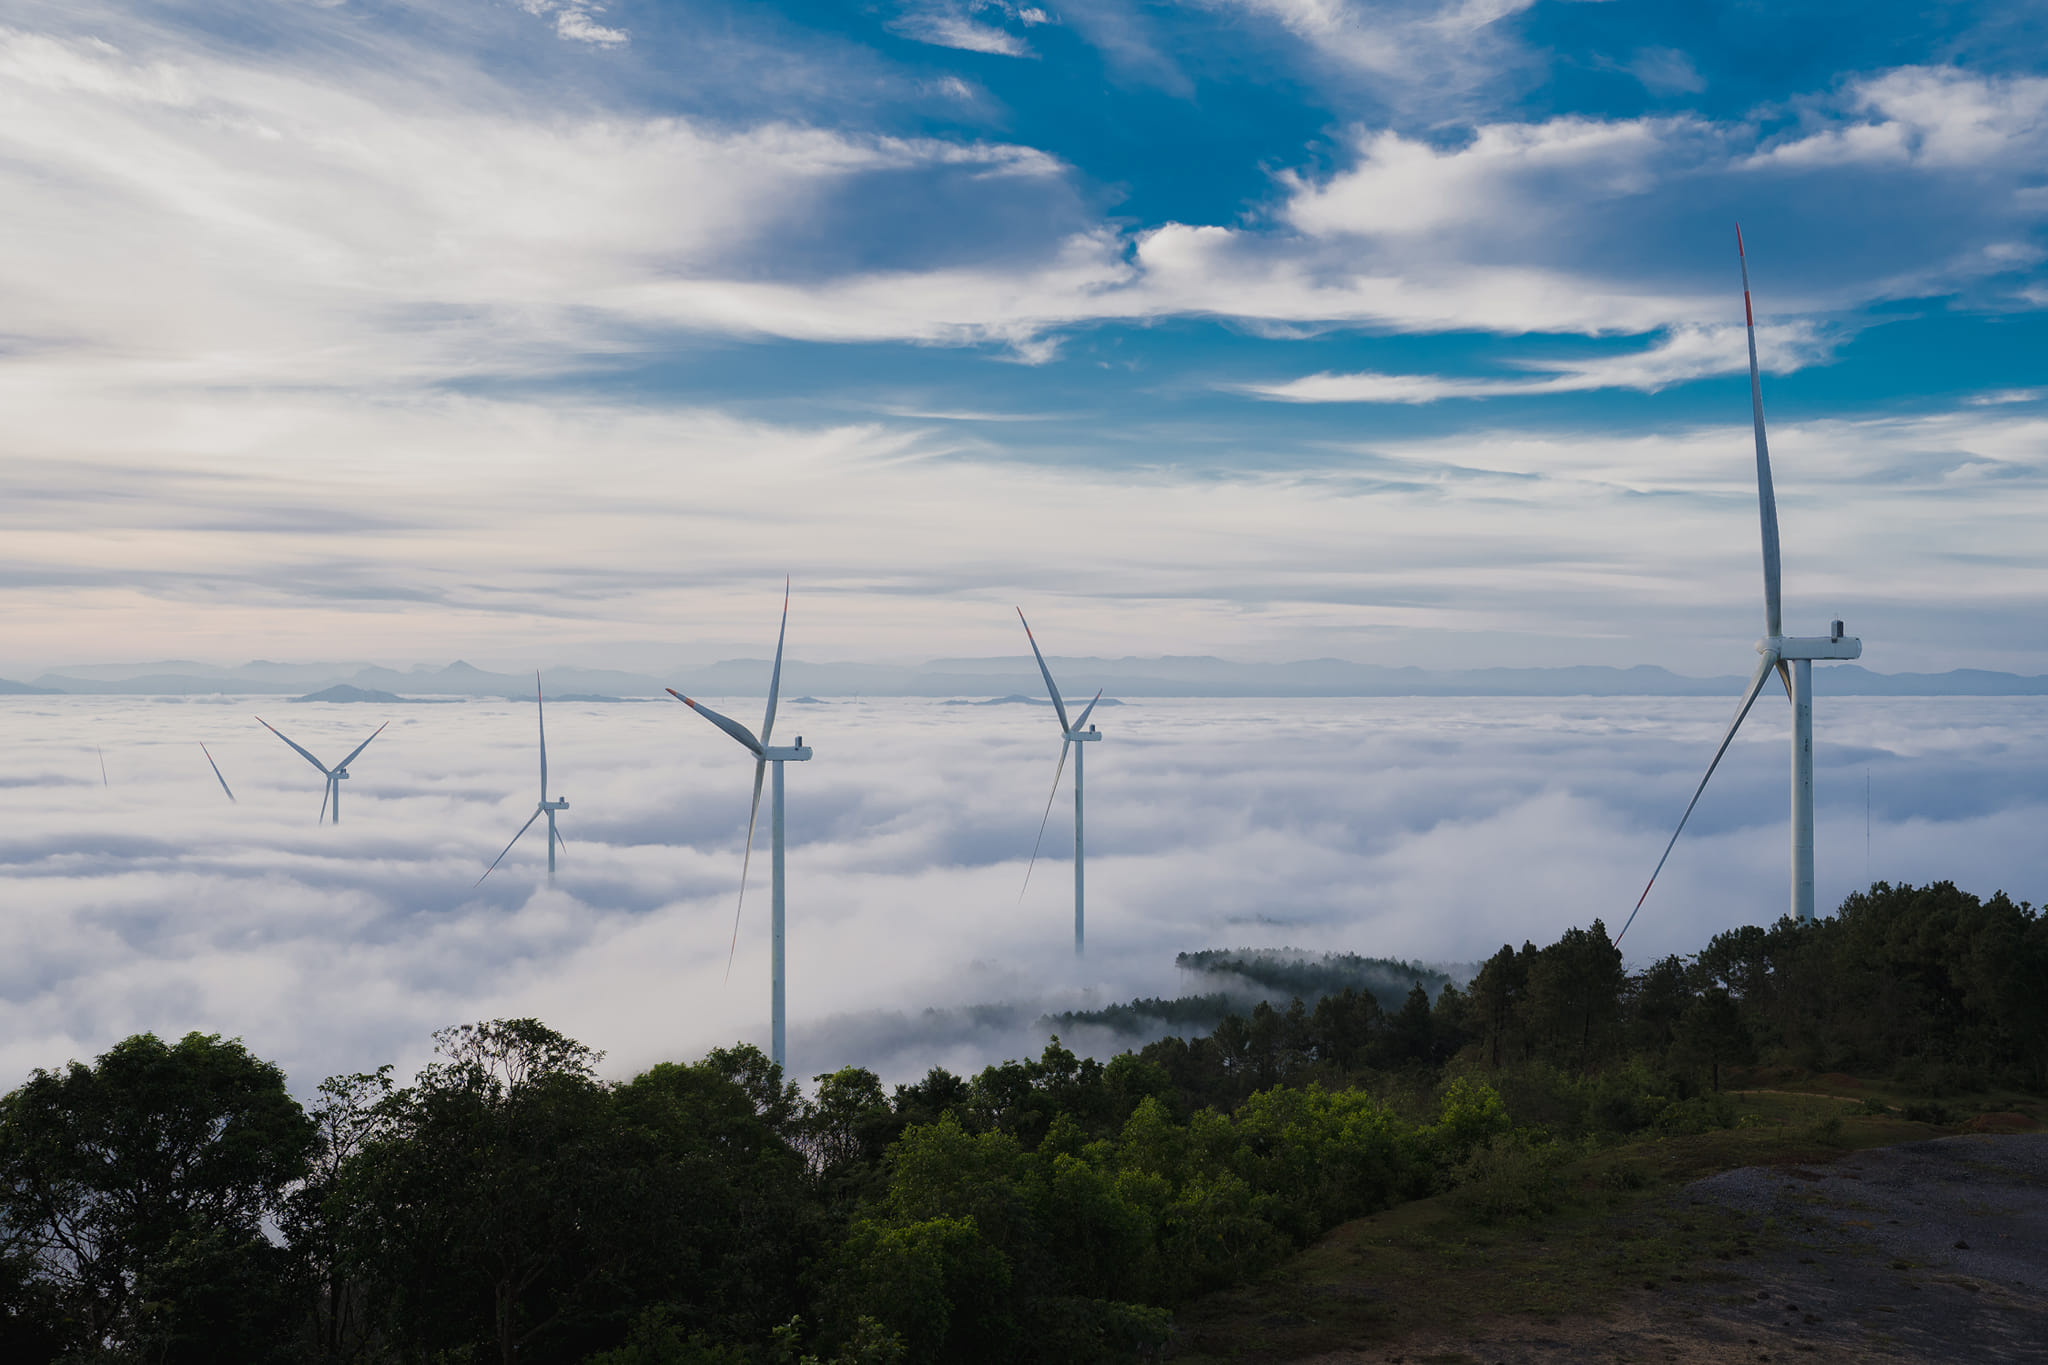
[1322,1133,2048,1365]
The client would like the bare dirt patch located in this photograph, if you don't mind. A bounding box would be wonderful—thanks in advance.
[1315,1133,2048,1365]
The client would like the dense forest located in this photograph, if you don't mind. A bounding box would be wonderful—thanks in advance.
[2,881,2042,1364]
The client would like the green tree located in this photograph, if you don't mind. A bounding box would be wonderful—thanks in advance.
[1525,921,1626,1067]
[1672,988,1755,1091]
[334,1019,640,1365]
[0,1031,314,1361]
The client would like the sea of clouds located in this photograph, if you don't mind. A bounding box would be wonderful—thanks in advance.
[2,692,2044,1096]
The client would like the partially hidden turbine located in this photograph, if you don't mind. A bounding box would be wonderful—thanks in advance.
[256,717,388,824]
[478,673,571,886]
[667,580,812,1072]
[1620,228,1862,942]
[1017,608,1104,957]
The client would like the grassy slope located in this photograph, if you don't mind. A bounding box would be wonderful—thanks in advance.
[1171,1076,2045,1363]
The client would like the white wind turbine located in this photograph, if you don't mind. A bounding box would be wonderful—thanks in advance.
[1017,608,1104,957]
[667,581,812,1072]
[478,674,570,886]
[1619,228,1862,942]
[257,717,388,824]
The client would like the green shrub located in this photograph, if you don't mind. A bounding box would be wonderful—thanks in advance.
[1653,1092,1735,1135]
[1447,1134,1565,1224]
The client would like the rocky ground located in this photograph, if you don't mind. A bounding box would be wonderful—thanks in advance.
[1338,1132,2048,1365]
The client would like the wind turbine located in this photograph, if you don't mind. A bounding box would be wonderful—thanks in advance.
[1620,228,1861,942]
[666,581,811,1072]
[257,717,387,824]
[1017,608,1104,957]
[478,673,570,885]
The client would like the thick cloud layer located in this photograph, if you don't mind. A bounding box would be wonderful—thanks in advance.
[3,692,2041,1093]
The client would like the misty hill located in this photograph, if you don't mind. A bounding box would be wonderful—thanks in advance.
[1045,948,1464,1038]
[19,657,2048,699]
[292,685,406,704]
[0,677,59,695]
[1180,948,1462,1004]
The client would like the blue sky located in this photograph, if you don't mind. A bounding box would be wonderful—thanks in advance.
[0,0,2044,673]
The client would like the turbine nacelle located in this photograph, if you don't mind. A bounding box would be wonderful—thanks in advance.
[761,740,812,762]
[1761,632,1862,661]
[1065,727,1102,743]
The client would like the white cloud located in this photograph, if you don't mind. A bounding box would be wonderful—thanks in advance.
[1629,46,1705,96]
[1751,67,2048,170]
[510,0,629,47]
[1244,321,1832,403]
[1192,0,1535,100]
[1,373,2044,677]
[3,12,2043,381]
[0,25,1069,384]
[1281,118,1689,239]
[888,2,1045,57]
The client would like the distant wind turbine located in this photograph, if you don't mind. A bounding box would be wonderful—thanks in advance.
[478,674,570,886]
[201,743,235,801]
[1017,608,1104,957]
[667,580,812,1072]
[257,718,388,824]
[1620,228,1862,942]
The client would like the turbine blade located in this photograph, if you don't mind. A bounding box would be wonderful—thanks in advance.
[1020,737,1072,901]
[762,577,789,748]
[257,717,330,775]
[1070,688,1105,733]
[201,743,236,802]
[666,690,763,755]
[1738,226,1784,639]
[553,822,567,856]
[536,672,548,800]
[1618,652,1781,943]
[97,746,108,788]
[335,721,388,772]
[318,777,331,825]
[1016,607,1071,733]
[477,807,544,886]
[724,759,767,983]
[1776,657,1792,702]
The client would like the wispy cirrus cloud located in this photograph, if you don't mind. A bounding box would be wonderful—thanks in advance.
[1186,0,1539,115]
[1242,322,1834,403]
[887,1,1052,58]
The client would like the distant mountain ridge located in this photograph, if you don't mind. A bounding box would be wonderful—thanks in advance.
[7,657,2048,699]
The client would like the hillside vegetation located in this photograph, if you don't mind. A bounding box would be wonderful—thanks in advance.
[0,881,2041,1364]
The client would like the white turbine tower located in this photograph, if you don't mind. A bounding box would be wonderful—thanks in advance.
[478,674,570,886]
[257,718,387,824]
[667,581,812,1072]
[1017,609,1104,957]
[1620,228,1862,942]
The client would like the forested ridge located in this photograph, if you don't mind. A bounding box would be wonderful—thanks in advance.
[2,881,2042,1364]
